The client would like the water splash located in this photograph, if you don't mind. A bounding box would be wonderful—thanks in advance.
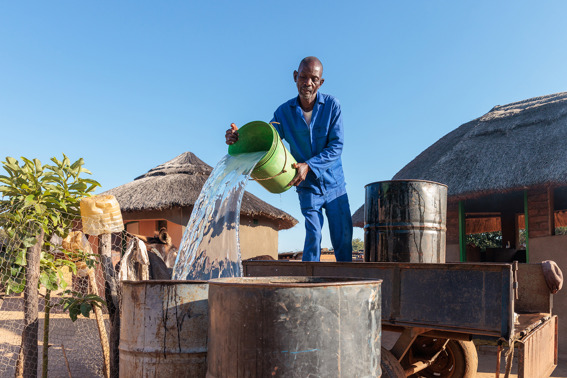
[172,151,265,280]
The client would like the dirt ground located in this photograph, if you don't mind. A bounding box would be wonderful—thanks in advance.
[1,309,564,377]
[0,297,106,378]
[476,348,567,378]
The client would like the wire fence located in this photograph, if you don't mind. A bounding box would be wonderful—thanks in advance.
[0,205,130,378]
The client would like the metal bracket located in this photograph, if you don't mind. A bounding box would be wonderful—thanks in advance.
[390,327,428,362]
[513,260,519,300]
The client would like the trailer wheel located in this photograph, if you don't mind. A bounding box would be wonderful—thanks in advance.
[381,347,405,378]
[405,337,478,378]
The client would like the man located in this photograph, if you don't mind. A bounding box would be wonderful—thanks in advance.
[226,56,352,262]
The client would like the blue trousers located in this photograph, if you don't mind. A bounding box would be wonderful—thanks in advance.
[298,192,353,262]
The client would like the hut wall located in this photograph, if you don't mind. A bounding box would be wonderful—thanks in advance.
[528,187,554,238]
[447,202,459,244]
[446,244,460,263]
[166,221,184,247]
[125,221,139,234]
[446,202,461,262]
[529,234,567,352]
[125,217,279,260]
[239,216,278,260]
[138,220,158,238]
[121,208,193,227]
[125,219,185,248]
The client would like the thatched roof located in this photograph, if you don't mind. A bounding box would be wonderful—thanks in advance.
[351,206,364,228]
[352,92,567,228]
[393,91,567,198]
[104,152,298,230]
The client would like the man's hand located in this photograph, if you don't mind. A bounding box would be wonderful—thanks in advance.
[225,123,239,145]
[288,162,309,187]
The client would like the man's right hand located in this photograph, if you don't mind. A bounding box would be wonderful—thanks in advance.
[225,123,239,145]
[287,162,309,187]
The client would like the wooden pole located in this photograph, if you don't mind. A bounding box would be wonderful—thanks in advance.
[100,233,120,378]
[61,344,72,378]
[21,229,45,378]
[458,201,467,262]
[0,283,4,312]
[524,190,530,262]
[42,290,51,378]
[88,267,111,378]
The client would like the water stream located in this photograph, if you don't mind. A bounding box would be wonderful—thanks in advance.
[172,151,265,281]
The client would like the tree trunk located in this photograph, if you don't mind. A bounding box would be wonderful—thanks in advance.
[100,233,120,377]
[21,229,45,378]
[0,283,5,311]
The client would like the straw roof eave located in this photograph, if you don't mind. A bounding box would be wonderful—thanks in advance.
[351,92,567,228]
[104,173,208,212]
[393,92,567,196]
[103,152,298,230]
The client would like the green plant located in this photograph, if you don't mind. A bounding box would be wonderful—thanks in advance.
[0,155,100,293]
[466,231,502,251]
[0,155,102,377]
[0,226,7,242]
[61,289,106,321]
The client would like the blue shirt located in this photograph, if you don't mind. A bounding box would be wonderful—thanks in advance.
[271,92,347,201]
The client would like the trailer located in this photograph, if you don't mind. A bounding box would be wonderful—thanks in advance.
[243,260,558,377]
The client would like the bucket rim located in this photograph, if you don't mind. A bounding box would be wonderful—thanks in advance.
[229,120,278,168]
[248,121,278,168]
[364,179,448,189]
[208,276,382,288]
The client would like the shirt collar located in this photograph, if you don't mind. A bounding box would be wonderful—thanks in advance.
[291,91,325,108]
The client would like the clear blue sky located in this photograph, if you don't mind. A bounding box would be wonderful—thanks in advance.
[2,1,567,252]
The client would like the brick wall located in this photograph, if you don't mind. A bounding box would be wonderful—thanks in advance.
[527,186,554,238]
[446,201,459,244]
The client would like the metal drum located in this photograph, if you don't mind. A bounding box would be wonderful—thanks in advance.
[364,180,447,263]
[120,280,209,378]
[206,276,382,378]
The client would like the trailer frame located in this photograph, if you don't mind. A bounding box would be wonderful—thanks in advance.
[243,261,558,377]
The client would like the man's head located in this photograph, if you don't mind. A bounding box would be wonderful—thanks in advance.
[294,56,324,107]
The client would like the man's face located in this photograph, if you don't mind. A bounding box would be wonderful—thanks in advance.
[294,61,324,104]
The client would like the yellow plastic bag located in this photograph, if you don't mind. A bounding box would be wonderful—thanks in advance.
[80,194,124,235]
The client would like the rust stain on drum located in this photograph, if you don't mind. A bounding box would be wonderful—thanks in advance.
[119,280,209,378]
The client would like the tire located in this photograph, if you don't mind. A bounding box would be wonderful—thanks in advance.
[381,347,405,378]
[404,337,478,378]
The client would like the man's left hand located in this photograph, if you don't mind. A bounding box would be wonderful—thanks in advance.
[288,163,309,187]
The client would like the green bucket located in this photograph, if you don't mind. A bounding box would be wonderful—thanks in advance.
[228,121,297,194]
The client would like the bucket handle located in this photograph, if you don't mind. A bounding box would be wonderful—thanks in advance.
[252,122,291,182]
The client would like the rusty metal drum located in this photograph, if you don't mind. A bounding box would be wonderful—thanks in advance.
[364,180,447,263]
[120,280,209,378]
[206,276,382,378]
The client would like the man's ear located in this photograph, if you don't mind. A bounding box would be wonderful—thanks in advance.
[319,78,325,86]
[293,70,298,82]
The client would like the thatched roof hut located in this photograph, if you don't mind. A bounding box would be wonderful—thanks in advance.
[353,92,567,228]
[105,151,297,230]
[393,91,567,198]
[352,92,567,353]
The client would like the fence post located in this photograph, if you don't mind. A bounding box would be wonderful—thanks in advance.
[20,229,45,378]
[100,233,120,377]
